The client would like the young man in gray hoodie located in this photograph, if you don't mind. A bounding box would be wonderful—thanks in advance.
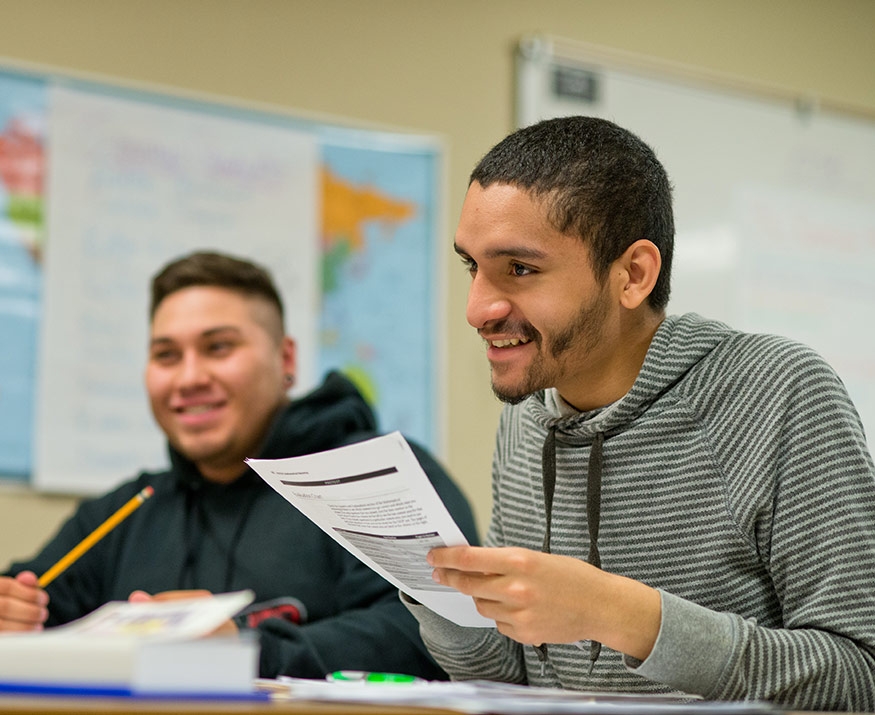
[405,116,875,711]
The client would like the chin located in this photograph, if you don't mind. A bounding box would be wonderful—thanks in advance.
[490,381,534,405]
[175,438,225,463]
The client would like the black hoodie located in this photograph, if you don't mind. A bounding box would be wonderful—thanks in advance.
[7,372,479,679]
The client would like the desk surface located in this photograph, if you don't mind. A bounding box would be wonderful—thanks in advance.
[0,695,458,715]
[0,695,836,715]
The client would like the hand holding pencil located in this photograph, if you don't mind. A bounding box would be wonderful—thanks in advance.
[0,571,48,632]
[38,485,155,588]
[0,485,154,632]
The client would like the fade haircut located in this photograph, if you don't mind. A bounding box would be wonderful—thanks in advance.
[469,116,674,309]
[149,251,285,338]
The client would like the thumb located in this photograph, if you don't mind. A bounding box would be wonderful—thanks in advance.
[128,590,153,603]
[15,571,40,587]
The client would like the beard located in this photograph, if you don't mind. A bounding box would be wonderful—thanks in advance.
[489,285,611,404]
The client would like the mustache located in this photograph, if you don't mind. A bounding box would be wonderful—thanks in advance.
[479,319,540,344]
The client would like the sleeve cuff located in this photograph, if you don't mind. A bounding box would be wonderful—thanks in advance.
[624,589,736,697]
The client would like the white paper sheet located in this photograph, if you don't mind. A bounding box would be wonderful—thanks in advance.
[246,432,493,628]
[258,677,783,715]
[45,589,256,641]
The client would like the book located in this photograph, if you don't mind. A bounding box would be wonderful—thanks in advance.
[0,590,261,698]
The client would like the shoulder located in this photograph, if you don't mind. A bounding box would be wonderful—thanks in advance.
[677,320,844,394]
[74,470,171,521]
[718,332,845,400]
[688,330,869,461]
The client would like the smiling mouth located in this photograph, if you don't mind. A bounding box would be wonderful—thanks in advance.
[489,338,532,348]
[175,403,222,415]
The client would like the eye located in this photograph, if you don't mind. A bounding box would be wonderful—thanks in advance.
[459,256,477,275]
[206,340,235,356]
[150,348,179,365]
[510,262,534,277]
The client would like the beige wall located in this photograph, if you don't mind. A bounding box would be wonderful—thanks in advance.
[1,0,874,569]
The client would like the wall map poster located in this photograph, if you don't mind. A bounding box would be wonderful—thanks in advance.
[0,69,443,493]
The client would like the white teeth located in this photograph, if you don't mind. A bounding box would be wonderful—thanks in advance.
[491,338,530,348]
[181,405,215,414]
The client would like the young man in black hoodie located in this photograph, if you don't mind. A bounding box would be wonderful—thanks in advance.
[1,250,478,680]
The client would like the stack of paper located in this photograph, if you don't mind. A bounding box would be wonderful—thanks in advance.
[263,677,778,715]
[0,590,259,697]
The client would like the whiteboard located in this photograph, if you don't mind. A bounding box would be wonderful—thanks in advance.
[516,35,875,443]
[35,85,319,492]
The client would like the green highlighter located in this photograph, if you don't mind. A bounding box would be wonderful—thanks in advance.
[328,670,423,684]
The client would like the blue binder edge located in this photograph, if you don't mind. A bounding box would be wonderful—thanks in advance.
[0,680,270,701]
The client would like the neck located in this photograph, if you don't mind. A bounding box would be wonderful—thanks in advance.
[561,309,664,412]
[198,463,248,485]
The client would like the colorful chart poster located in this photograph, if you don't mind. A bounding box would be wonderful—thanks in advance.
[0,72,46,477]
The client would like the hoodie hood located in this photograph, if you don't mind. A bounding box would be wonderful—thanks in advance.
[168,370,378,490]
[164,370,378,591]
[528,313,736,441]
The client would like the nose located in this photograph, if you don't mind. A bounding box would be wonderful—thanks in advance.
[175,351,210,390]
[466,272,512,330]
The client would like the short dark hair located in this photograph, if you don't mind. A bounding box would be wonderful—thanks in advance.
[470,116,674,309]
[150,250,285,328]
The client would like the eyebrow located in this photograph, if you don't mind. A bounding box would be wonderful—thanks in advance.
[149,325,242,347]
[453,242,549,260]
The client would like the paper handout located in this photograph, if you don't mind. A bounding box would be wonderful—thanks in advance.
[246,432,493,628]
[57,589,255,639]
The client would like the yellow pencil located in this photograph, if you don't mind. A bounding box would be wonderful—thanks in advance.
[38,485,155,588]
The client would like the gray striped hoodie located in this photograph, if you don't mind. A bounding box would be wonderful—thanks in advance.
[406,313,875,711]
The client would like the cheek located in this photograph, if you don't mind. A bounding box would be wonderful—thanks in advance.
[226,358,284,396]
[144,369,170,406]
[526,296,572,332]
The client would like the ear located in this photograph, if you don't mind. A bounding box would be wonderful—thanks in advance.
[281,336,297,380]
[615,240,661,310]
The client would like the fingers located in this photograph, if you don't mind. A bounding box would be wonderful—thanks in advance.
[428,545,534,574]
[14,571,40,588]
[209,619,239,637]
[144,589,213,601]
[129,589,215,604]
[0,573,49,632]
[427,545,489,571]
[428,546,541,598]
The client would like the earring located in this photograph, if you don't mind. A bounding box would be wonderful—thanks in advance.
[284,374,295,387]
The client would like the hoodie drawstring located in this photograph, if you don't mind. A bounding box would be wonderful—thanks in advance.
[584,431,604,667]
[223,486,259,592]
[180,485,205,588]
[535,427,604,676]
[540,426,558,554]
[179,481,260,592]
